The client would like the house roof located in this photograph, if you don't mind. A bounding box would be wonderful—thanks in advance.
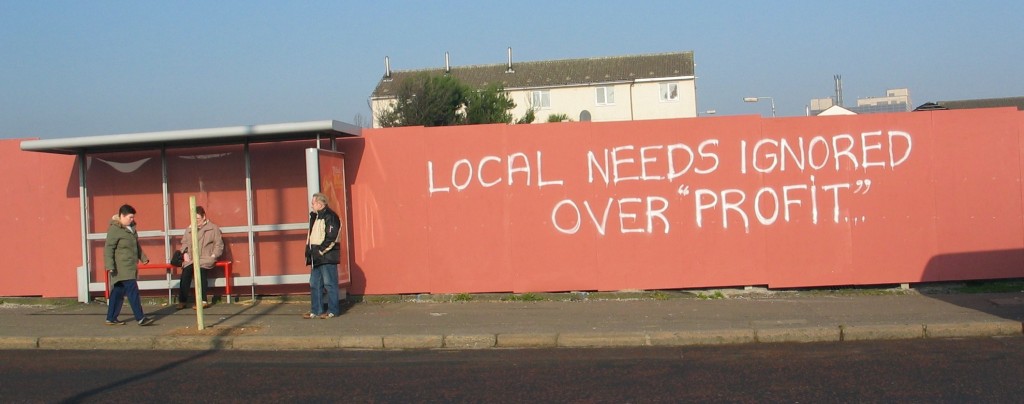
[914,96,1024,111]
[20,120,361,155]
[371,51,695,99]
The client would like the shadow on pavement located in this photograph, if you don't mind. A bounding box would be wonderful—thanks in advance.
[919,248,1024,322]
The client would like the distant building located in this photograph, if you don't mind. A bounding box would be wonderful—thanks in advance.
[809,88,911,116]
[816,105,856,116]
[848,88,911,114]
[369,50,697,128]
[809,97,837,115]
[914,96,1024,111]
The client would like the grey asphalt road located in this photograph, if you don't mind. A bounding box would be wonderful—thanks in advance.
[3,336,1022,403]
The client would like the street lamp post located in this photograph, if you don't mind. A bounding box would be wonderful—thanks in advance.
[743,96,776,117]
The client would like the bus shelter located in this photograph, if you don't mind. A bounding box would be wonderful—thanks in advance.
[21,120,361,303]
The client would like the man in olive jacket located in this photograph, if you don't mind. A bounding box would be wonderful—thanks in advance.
[104,204,155,326]
[304,192,342,319]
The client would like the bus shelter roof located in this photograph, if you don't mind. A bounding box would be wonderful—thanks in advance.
[20,120,361,155]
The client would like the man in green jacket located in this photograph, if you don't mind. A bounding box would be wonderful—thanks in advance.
[104,204,155,326]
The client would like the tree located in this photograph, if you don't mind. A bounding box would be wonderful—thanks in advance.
[352,113,369,128]
[465,84,515,124]
[377,73,468,127]
[547,113,571,123]
[376,74,533,127]
[515,109,536,125]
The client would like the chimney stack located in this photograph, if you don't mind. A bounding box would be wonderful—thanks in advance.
[505,47,514,73]
[834,74,843,107]
[384,56,392,81]
[445,51,450,74]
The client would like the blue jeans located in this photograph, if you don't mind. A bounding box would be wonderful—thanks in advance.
[310,263,340,316]
[107,279,145,322]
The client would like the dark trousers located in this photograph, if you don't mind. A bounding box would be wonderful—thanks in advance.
[107,279,145,322]
[178,264,210,304]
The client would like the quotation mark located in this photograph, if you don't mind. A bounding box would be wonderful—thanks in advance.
[854,179,872,194]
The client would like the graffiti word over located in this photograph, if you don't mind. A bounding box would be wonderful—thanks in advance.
[551,196,670,235]
[428,151,564,194]
[741,131,912,174]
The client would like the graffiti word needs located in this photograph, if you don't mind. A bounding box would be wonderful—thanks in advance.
[428,151,564,194]
[741,131,912,174]
[587,140,720,185]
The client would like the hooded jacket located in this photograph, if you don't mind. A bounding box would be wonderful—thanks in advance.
[104,215,149,284]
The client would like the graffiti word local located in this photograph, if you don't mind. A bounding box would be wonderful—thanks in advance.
[426,130,913,235]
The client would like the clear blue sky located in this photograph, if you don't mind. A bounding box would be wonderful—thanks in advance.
[2,1,1022,139]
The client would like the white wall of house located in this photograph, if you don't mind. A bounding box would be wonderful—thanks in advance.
[508,79,696,124]
[508,83,632,123]
[631,79,697,121]
[369,98,394,128]
[370,78,696,127]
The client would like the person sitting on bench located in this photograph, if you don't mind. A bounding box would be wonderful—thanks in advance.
[176,206,224,310]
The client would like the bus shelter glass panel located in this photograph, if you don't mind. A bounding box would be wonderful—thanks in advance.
[250,140,311,225]
[167,144,248,229]
[85,150,164,282]
[249,140,313,280]
[253,230,308,278]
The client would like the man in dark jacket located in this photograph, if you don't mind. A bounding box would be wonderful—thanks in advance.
[304,192,342,319]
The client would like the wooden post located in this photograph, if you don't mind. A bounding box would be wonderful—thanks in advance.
[190,197,205,330]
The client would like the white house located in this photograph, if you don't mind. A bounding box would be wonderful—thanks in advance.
[369,50,697,127]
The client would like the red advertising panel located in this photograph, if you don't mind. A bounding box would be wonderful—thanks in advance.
[317,149,351,287]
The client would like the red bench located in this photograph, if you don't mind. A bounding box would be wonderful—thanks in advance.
[104,261,234,304]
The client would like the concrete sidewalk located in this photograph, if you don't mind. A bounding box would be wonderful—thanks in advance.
[1,291,1022,350]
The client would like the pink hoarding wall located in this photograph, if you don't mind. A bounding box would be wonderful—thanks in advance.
[1,108,1022,297]
[345,108,1023,294]
[0,139,82,297]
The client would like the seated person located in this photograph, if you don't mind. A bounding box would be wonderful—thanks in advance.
[176,206,224,309]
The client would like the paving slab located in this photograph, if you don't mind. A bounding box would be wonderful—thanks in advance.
[0,291,1022,350]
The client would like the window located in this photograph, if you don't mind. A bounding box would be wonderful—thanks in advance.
[596,86,615,105]
[660,83,678,101]
[531,90,550,109]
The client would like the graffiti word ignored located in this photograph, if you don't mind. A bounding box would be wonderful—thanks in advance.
[741,131,912,174]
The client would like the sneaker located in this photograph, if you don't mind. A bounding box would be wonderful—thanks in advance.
[105,320,126,326]
[191,302,210,310]
[302,312,317,319]
[138,317,155,326]
[319,313,336,319]
[175,303,186,310]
